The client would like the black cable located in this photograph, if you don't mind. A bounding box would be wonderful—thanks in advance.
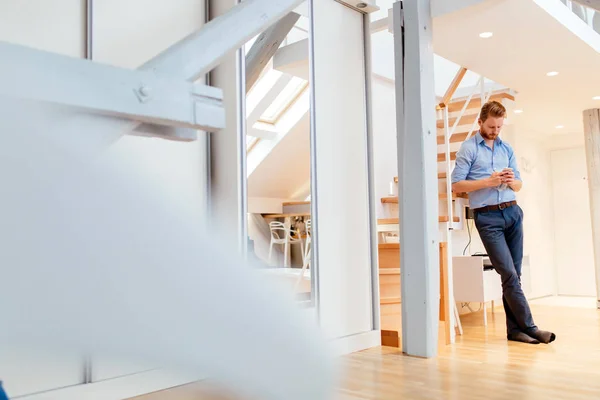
[463,218,472,255]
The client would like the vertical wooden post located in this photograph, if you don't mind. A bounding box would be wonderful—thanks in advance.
[583,108,600,309]
[393,0,440,357]
[439,242,452,345]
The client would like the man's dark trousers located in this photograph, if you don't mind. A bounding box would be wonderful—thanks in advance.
[474,203,537,335]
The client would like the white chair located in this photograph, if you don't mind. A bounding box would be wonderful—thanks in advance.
[268,221,304,267]
[303,219,311,264]
[294,219,311,292]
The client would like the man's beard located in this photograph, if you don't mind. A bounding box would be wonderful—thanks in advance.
[480,128,498,140]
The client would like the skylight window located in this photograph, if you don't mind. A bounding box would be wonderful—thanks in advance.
[246,135,260,152]
[246,68,282,116]
[259,77,308,124]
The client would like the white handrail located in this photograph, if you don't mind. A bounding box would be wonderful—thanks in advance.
[448,76,483,139]
[442,91,456,342]
[465,79,494,141]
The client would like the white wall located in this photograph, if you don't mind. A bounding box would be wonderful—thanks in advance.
[370,31,487,98]
[93,0,208,380]
[0,0,85,58]
[0,1,88,396]
[313,1,374,342]
[372,76,398,218]
[512,134,556,298]
[0,0,209,394]
[551,146,596,296]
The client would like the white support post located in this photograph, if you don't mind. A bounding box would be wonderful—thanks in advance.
[393,0,440,358]
[583,108,600,309]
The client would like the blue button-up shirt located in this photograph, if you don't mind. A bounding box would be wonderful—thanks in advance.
[451,131,521,209]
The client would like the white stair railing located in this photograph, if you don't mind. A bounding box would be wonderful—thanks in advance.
[465,78,494,141]
[441,70,498,339]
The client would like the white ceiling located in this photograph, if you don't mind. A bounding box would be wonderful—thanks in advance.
[432,0,600,142]
[248,114,311,199]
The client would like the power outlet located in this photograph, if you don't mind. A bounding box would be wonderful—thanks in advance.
[465,206,474,220]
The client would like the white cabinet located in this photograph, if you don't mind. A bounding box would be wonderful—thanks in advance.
[453,256,503,325]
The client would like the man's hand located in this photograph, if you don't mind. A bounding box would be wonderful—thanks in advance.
[486,171,503,188]
[501,169,515,186]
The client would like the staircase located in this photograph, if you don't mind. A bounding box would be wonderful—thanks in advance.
[378,80,516,236]
[377,68,517,345]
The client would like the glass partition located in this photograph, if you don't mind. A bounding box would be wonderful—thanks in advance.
[244,2,314,304]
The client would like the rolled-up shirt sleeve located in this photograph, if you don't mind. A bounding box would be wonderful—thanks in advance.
[451,142,474,184]
[507,145,522,182]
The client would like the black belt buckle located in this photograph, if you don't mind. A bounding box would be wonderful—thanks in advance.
[498,203,506,210]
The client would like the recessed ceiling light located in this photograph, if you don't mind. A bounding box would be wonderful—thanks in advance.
[479,32,493,38]
[514,109,523,114]
[546,71,559,77]
[593,96,600,100]
[556,125,564,129]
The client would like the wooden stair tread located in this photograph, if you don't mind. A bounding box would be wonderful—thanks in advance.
[436,113,477,129]
[378,216,459,224]
[381,297,402,304]
[379,243,399,249]
[447,92,515,113]
[440,216,461,223]
[436,131,469,145]
[395,173,447,181]
[439,192,468,199]
[379,268,400,275]
[282,201,310,206]
[381,193,467,203]
[437,151,457,162]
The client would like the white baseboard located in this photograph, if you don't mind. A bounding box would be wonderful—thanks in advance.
[329,330,381,356]
[18,319,379,400]
[18,369,203,400]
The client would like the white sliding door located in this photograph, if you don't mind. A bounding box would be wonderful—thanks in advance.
[312,1,375,341]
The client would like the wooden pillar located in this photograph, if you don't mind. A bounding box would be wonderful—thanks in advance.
[393,0,440,357]
[583,108,600,309]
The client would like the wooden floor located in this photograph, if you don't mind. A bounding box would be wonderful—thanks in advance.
[130,303,600,400]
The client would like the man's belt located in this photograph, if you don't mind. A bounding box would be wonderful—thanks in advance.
[473,200,517,213]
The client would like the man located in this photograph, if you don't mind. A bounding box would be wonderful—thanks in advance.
[451,100,555,345]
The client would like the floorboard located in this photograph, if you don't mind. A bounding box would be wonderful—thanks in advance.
[130,302,600,400]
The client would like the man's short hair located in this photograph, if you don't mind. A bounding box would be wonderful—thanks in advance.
[480,100,506,122]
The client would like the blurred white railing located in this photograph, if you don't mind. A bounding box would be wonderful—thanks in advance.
[563,0,600,33]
